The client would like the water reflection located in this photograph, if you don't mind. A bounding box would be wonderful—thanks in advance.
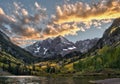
[0,75,119,84]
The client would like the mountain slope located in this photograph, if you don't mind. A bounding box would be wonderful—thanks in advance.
[92,18,120,50]
[75,38,99,53]
[73,45,120,73]
[0,31,36,63]
[0,51,23,73]
[26,36,80,59]
[65,18,120,74]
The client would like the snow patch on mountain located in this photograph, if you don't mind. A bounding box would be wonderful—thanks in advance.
[68,46,76,50]
[43,48,48,55]
[34,47,41,53]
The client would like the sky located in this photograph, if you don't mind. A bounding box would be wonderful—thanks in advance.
[0,0,120,47]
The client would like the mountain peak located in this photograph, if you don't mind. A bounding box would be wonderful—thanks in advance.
[55,35,65,40]
[53,36,69,43]
[57,35,65,39]
[25,35,78,58]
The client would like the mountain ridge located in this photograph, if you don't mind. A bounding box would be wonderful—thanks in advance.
[90,18,120,53]
[0,30,36,63]
[25,36,79,59]
[25,35,100,60]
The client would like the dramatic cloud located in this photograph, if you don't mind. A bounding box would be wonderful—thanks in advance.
[0,2,46,45]
[53,0,120,24]
[0,2,80,46]
[43,23,80,38]
[0,0,120,46]
[10,23,80,46]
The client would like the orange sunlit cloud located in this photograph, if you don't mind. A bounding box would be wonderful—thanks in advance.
[53,0,120,24]
[11,23,80,46]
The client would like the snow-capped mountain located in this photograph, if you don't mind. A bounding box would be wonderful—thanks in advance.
[25,36,78,58]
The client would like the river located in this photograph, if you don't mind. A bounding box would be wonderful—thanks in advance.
[0,75,120,84]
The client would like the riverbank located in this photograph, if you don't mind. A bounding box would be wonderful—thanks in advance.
[89,78,120,84]
[0,68,120,78]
